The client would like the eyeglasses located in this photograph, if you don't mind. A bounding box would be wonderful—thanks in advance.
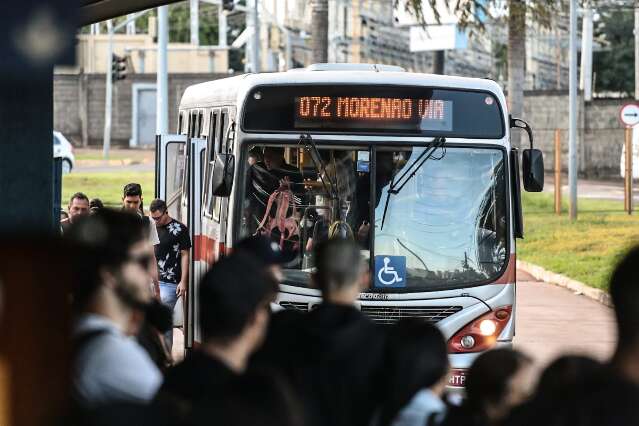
[128,253,154,269]
[151,211,167,221]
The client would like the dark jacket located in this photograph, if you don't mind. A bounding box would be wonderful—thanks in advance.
[254,303,386,426]
[156,350,236,413]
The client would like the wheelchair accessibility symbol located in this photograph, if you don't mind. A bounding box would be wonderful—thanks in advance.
[374,255,407,288]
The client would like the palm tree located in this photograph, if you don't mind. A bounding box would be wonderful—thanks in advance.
[311,0,329,63]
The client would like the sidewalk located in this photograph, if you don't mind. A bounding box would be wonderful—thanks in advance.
[545,174,639,201]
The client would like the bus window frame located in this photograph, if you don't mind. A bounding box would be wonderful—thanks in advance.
[233,139,513,292]
[178,112,185,134]
[197,110,204,137]
[203,108,224,222]
[239,84,507,140]
[164,141,187,214]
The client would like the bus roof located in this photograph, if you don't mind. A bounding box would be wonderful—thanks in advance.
[178,66,507,111]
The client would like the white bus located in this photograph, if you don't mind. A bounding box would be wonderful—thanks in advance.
[155,64,544,389]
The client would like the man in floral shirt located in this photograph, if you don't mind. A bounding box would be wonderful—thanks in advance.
[150,199,192,352]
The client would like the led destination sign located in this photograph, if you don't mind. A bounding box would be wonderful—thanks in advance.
[295,96,453,131]
[242,85,504,138]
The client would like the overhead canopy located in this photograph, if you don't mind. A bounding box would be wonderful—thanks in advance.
[79,0,182,26]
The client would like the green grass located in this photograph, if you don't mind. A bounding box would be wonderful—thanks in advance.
[63,171,154,208]
[519,192,639,291]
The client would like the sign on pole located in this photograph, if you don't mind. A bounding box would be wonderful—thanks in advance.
[619,103,639,127]
[619,103,637,215]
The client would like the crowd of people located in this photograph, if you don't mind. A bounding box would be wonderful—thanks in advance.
[59,183,639,426]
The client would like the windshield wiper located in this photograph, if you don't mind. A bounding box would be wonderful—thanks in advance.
[380,137,446,230]
[299,133,339,202]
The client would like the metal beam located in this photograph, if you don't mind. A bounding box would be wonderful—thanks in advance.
[79,0,183,26]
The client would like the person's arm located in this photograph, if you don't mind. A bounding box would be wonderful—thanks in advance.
[150,247,160,299]
[177,249,189,298]
[148,221,161,299]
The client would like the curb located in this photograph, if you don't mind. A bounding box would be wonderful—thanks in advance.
[517,260,613,308]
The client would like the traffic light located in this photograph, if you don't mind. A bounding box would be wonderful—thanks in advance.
[222,0,235,11]
[111,54,127,82]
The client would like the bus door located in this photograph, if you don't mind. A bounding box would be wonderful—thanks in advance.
[179,137,207,351]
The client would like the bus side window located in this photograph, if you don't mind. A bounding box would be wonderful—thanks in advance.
[189,111,197,137]
[197,111,204,137]
[209,110,219,161]
[219,110,229,153]
[178,112,184,134]
[204,110,221,221]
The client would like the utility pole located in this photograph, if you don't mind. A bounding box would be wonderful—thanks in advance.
[103,19,113,160]
[219,4,227,48]
[190,0,199,46]
[569,0,578,220]
[157,5,169,135]
[126,14,136,35]
[252,0,260,72]
[580,4,593,101]
[636,0,639,99]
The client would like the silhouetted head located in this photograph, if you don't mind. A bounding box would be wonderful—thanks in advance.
[610,246,639,353]
[378,319,449,426]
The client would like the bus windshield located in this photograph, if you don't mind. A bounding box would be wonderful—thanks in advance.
[239,143,508,291]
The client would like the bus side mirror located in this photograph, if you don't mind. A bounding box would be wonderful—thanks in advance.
[522,149,544,192]
[211,153,235,197]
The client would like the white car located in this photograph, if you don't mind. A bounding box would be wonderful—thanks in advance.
[53,131,75,174]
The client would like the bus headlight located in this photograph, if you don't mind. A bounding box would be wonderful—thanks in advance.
[479,319,497,336]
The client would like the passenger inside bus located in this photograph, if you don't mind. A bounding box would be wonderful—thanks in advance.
[243,145,371,274]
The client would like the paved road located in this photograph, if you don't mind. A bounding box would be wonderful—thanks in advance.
[514,269,616,369]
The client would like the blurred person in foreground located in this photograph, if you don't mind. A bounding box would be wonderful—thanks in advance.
[507,355,604,426]
[439,349,533,426]
[61,192,90,233]
[234,234,295,282]
[253,238,386,426]
[610,246,639,383]
[375,319,449,426]
[507,354,639,426]
[150,198,191,353]
[191,371,304,426]
[156,252,278,416]
[65,210,162,408]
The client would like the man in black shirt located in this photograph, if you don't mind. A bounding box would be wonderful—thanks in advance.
[156,252,278,419]
[254,238,386,426]
[150,199,192,352]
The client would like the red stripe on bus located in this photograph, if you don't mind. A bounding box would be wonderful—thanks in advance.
[193,235,225,264]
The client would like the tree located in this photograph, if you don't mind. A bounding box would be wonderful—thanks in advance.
[593,8,634,96]
[402,0,556,148]
[311,0,329,63]
[168,2,219,45]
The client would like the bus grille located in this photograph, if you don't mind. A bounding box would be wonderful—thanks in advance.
[279,301,310,311]
[361,306,463,325]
